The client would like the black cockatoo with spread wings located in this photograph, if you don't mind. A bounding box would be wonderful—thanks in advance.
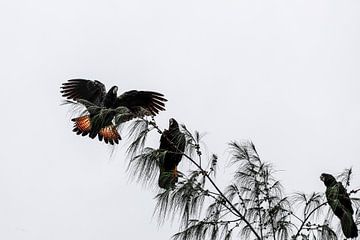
[158,118,186,189]
[61,79,167,144]
[320,173,358,238]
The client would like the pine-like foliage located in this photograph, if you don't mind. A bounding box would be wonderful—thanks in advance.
[123,117,360,240]
[62,98,360,240]
[63,95,360,239]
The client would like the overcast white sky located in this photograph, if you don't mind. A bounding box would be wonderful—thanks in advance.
[0,0,360,239]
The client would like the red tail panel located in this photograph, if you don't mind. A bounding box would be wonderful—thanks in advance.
[98,125,121,145]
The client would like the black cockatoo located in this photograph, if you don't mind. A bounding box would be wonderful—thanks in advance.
[320,173,358,238]
[61,79,167,144]
[158,118,186,189]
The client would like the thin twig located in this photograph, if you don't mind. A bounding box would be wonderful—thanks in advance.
[293,202,327,238]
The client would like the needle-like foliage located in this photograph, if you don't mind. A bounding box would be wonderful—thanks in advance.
[121,117,360,240]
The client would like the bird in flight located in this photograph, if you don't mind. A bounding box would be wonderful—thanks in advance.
[320,173,358,238]
[158,118,186,189]
[61,79,167,144]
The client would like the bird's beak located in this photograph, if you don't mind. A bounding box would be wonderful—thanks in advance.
[320,175,324,182]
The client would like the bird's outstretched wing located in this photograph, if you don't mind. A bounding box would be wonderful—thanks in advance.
[60,79,107,106]
[116,90,167,116]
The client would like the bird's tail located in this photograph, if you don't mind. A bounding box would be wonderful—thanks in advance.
[340,212,358,238]
[71,115,121,144]
[98,124,121,145]
[158,167,178,189]
[72,115,92,136]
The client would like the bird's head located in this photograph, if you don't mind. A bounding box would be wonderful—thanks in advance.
[320,173,337,187]
[169,118,179,129]
[110,86,118,95]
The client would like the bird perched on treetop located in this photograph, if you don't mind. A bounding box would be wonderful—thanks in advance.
[158,118,186,189]
[320,173,358,238]
[60,79,167,144]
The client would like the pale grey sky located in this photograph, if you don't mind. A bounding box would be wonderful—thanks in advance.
[0,0,360,239]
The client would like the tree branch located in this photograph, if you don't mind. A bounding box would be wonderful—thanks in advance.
[148,119,262,240]
[292,202,327,239]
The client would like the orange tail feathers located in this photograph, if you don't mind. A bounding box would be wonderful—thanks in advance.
[98,125,121,145]
[71,115,121,144]
[72,115,92,136]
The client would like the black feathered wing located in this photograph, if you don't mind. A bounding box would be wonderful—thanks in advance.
[116,90,167,116]
[337,183,354,214]
[326,183,346,217]
[60,79,107,106]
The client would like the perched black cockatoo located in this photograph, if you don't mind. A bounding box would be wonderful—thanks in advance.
[158,118,186,189]
[61,79,167,144]
[320,173,358,238]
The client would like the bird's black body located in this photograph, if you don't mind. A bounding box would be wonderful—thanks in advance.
[158,118,186,189]
[103,86,119,109]
[61,79,167,144]
[320,173,358,238]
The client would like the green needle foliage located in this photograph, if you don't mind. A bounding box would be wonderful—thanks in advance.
[124,118,360,240]
[63,97,360,239]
